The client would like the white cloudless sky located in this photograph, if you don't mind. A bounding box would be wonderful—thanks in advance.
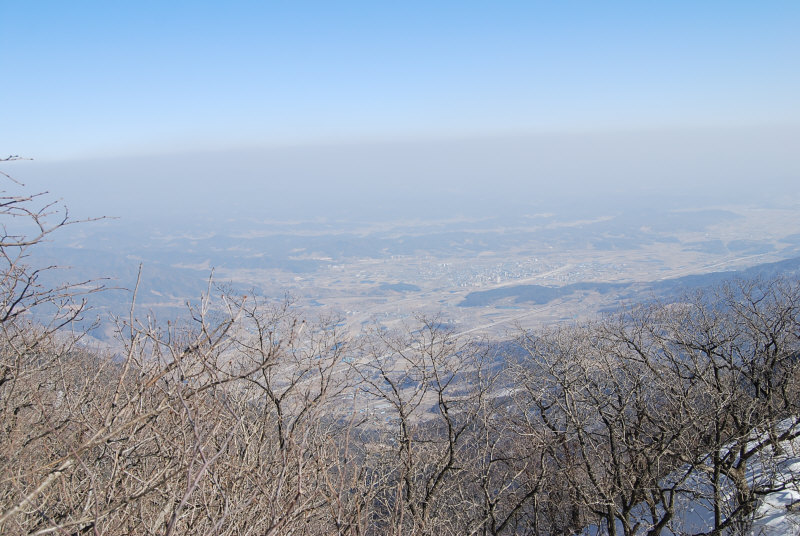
[2,1,799,221]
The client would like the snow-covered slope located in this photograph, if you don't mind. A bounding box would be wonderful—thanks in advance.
[584,432,800,535]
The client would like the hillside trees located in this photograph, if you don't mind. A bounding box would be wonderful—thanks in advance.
[637,279,800,534]
[0,269,362,534]
[512,277,800,535]
[355,319,503,535]
[0,166,111,533]
[0,168,355,534]
[1,163,800,534]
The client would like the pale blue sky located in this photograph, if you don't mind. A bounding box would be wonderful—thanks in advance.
[3,1,799,159]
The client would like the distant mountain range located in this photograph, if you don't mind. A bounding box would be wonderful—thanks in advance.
[459,255,800,308]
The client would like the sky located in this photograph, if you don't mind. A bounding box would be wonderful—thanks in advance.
[2,1,799,221]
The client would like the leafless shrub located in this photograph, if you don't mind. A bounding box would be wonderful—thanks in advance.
[2,163,799,535]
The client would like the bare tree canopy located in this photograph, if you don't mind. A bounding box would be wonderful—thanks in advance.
[1,172,799,535]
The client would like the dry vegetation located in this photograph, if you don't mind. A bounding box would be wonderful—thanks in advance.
[1,175,799,535]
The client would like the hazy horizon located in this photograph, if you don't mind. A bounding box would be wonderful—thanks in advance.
[6,123,796,227]
[2,2,799,252]
[4,3,799,206]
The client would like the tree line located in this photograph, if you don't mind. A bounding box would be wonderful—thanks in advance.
[1,177,799,535]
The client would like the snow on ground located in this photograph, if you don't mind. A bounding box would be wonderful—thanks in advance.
[584,431,800,535]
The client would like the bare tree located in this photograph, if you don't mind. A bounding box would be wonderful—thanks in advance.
[0,162,354,534]
[643,278,800,535]
[3,158,800,535]
[353,318,503,535]
[512,277,800,536]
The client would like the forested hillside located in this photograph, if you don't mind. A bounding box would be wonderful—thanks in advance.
[2,181,800,535]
